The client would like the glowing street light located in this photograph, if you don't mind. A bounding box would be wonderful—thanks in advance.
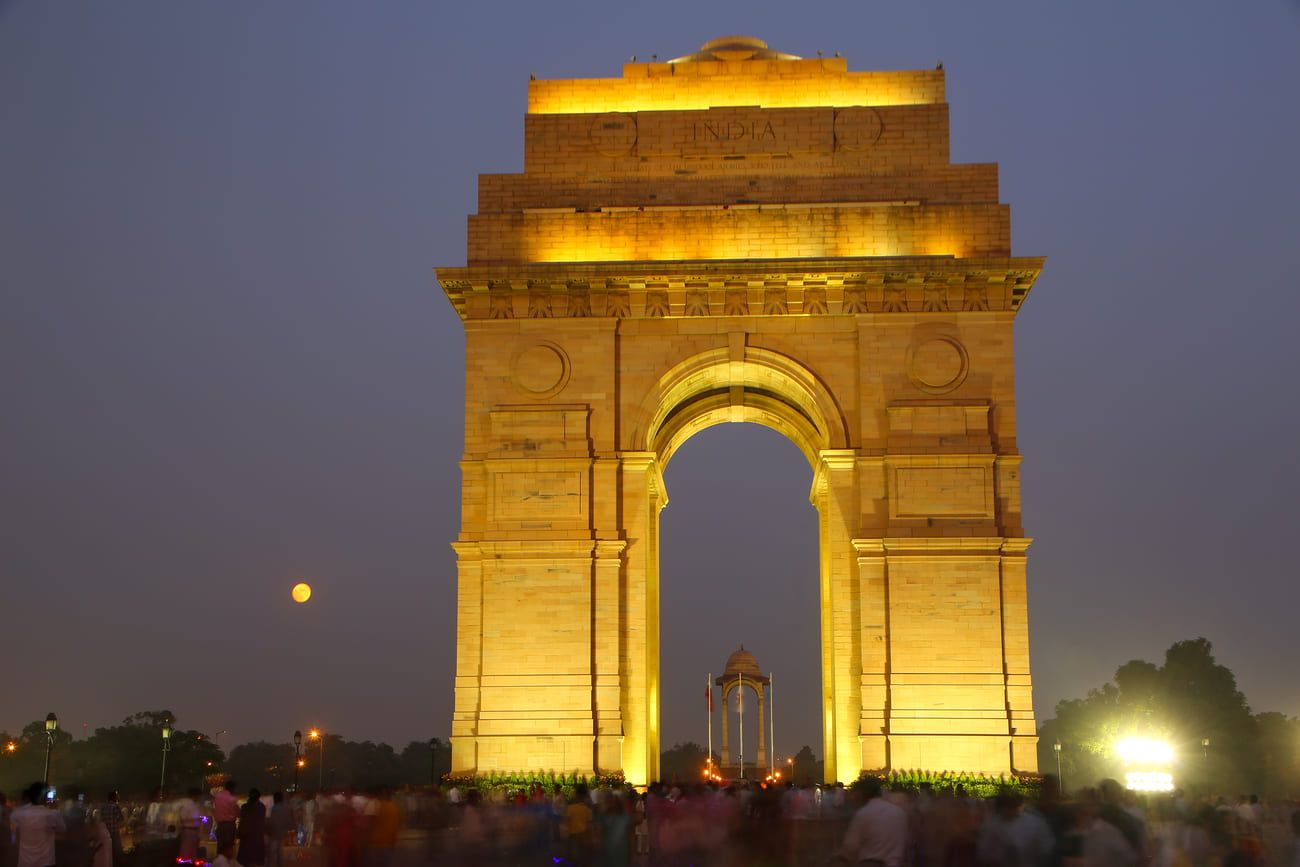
[43,713,58,786]
[308,728,324,790]
[292,731,303,792]
[1053,740,1063,791]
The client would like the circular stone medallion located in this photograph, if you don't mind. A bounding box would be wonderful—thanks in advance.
[589,112,638,157]
[908,337,969,393]
[833,107,884,152]
[512,341,570,397]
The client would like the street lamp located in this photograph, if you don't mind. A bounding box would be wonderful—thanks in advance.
[308,729,324,790]
[1201,737,1210,759]
[1053,740,1063,791]
[160,721,173,792]
[43,713,58,786]
[786,756,794,781]
[293,731,303,792]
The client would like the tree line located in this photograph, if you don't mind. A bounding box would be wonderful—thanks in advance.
[0,710,450,798]
[1037,637,1299,796]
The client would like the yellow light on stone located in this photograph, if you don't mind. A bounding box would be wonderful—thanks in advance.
[291,582,312,604]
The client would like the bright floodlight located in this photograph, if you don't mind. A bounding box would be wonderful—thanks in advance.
[291,582,312,604]
[1116,737,1173,764]
[1125,771,1174,793]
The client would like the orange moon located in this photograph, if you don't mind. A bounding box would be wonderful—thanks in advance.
[291,582,312,603]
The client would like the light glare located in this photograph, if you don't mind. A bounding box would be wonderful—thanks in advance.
[1116,737,1173,764]
[291,583,312,604]
[1126,771,1174,793]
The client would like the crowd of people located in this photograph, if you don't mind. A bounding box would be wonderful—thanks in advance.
[3,773,1300,867]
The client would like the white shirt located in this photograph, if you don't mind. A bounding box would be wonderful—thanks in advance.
[840,797,908,867]
[11,804,66,867]
[1084,817,1138,867]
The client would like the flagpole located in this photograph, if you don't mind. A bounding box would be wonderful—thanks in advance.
[770,671,775,776]
[738,670,745,779]
[707,672,713,778]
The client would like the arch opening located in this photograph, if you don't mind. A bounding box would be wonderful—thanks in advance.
[657,423,821,782]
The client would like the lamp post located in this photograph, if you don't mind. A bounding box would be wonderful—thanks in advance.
[160,721,173,792]
[309,729,324,790]
[43,713,58,787]
[293,731,303,792]
[1053,740,1063,792]
[429,739,437,786]
[787,756,794,783]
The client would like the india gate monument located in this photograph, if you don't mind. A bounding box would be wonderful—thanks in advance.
[437,36,1042,785]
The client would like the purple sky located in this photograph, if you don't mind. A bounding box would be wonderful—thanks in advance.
[3,2,1298,761]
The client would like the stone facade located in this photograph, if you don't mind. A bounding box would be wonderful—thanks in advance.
[437,36,1042,784]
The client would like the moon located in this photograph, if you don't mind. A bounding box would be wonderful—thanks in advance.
[291,582,312,604]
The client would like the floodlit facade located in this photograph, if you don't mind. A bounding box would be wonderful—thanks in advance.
[437,36,1043,784]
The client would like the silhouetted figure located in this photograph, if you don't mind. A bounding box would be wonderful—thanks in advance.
[237,789,266,867]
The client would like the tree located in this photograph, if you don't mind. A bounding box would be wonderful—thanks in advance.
[659,742,718,783]
[790,745,819,785]
[1038,638,1277,795]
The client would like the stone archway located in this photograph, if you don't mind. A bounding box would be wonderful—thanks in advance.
[438,38,1043,785]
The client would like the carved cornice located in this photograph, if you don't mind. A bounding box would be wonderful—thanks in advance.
[437,257,1043,320]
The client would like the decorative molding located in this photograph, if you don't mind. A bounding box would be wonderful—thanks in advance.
[437,259,1044,321]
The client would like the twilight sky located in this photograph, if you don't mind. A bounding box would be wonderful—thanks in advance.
[2,1,1298,762]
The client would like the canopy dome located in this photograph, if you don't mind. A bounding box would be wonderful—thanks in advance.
[717,645,769,684]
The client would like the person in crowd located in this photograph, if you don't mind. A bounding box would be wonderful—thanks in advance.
[563,784,596,867]
[976,790,1055,866]
[10,783,65,867]
[212,840,241,867]
[177,788,203,862]
[237,788,266,867]
[55,788,90,867]
[837,777,908,867]
[0,792,13,867]
[365,789,400,867]
[86,808,112,867]
[213,781,240,853]
[98,792,125,862]
[597,792,632,867]
[264,792,294,867]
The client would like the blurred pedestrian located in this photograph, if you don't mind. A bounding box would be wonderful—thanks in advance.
[177,788,202,862]
[562,784,596,867]
[98,793,125,863]
[212,840,241,867]
[265,793,294,867]
[836,777,907,867]
[0,792,13,867]
[214,781,240,853]
[597,794,631,867]
[11,782,65,867]
[237,789,266,867]
[86,811,112,867]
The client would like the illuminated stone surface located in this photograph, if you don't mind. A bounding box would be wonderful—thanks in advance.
[437,37,1042,784]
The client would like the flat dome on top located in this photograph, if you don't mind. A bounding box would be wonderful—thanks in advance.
[670,35,802,63]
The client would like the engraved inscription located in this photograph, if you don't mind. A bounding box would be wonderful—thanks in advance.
[493,471,584,520]
[893,467,991,518]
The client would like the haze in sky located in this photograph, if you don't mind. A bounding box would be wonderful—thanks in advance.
[2,0,1298,757]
